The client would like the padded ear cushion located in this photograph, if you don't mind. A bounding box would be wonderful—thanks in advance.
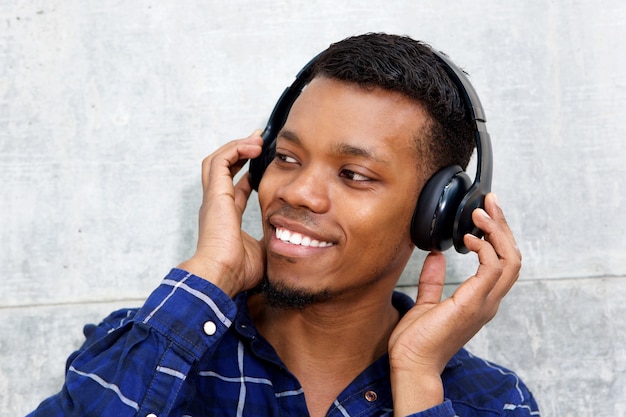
[411,165,472,251]
[249,130,277,191]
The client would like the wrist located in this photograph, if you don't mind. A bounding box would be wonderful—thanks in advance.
[177,258,242,298]
[391,367,444,415]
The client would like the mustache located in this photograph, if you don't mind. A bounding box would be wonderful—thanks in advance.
[266,205,321,228]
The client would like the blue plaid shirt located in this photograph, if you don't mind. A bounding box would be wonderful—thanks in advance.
[28,268,539,416]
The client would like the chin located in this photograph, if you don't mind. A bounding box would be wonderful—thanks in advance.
[259,276,331,310]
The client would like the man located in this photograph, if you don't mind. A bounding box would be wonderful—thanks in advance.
[29,33,539,416]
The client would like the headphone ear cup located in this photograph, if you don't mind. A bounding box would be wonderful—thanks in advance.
[452,185,486,253]
[249,54,320,192]
[411,165,472,251]
[249,131,276,191]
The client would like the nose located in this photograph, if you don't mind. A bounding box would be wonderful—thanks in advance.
[275,165,331,213]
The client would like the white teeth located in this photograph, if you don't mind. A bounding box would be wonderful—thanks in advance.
[289,233,302,245]
[275,227,333,247]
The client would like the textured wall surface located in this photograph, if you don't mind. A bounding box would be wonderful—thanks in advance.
[1,1,625,416]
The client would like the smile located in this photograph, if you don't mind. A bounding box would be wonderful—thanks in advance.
[275,227,334,248]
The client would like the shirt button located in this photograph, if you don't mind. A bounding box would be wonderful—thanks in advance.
[203,320,217,336]
[364,390,378,402]
[146,414,157,417]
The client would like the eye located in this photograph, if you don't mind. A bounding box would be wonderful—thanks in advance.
[339,169,371,182]
[274,152,298,165]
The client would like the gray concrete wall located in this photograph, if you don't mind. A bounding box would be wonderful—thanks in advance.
[1,1,625,416]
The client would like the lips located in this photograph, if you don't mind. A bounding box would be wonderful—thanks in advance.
[275,227,334,248]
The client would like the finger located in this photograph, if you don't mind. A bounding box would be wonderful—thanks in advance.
[415,252,446,306]
[229,129,265,177]
[473,206,520,267]
[234,173,253,214]
[484,193,520,257]
[461,234,517,328]
[463,233,502,296]
[467,211,520,299]
[201,131,263,191]
[483,198,522,298]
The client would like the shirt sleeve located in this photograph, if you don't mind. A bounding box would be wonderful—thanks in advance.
[403,396,541,417]
[403,400,457,417]
[27,268,238,417]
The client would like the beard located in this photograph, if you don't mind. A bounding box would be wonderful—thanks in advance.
[256,276,331,310]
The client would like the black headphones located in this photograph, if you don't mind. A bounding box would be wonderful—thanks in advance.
[248,49,492,254]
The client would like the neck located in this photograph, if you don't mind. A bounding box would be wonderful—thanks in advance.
[249,289,399,376]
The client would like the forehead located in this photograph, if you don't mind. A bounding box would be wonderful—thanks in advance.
[281,77,429,163]
[290,77,429,132]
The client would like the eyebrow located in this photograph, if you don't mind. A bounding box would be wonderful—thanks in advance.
[277,129,391,165]
[276,129,302,145]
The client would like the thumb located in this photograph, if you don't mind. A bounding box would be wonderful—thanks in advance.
[416,252,446,305]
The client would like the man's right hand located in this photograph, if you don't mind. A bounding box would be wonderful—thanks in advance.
[178,130,266,298]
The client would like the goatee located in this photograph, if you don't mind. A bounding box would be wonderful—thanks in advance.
[256,276,331,310]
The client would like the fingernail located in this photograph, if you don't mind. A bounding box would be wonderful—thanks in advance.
[251,129,263,137]
[477,208,491,219]
[491,193,500,208]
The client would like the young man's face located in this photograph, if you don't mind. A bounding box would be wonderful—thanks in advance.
[257,77,429,307]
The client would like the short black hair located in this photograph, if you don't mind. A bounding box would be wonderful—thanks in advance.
[310,33,476,176]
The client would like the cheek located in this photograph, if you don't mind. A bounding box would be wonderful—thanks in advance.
[257,175,274,213]
[344,200,416,277]
[349,197,415,241]
[256,178,277,240]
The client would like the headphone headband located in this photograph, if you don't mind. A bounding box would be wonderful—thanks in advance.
[429,51,493,252]
[248,56,318,191]
[430,50,492,193]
